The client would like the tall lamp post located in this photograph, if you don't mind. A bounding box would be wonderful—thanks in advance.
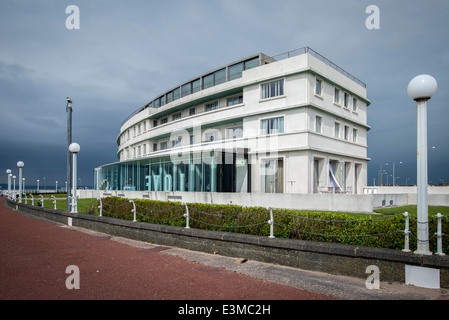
[69,143,80,213]
[17,161,24,203]
[6,169,11,199]
[407,74,438,255]
[66,97,73,211]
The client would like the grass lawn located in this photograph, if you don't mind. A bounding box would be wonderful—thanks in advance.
[374,205,449,216]
[41,198,98,213]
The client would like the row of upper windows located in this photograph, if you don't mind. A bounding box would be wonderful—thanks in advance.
[120,94,244,145]
[146,57,259,110]
[120,77,361,146]
[122,111,361,160]
[315,115,359,143]
[315,78,359,112]
[123,125,244,160]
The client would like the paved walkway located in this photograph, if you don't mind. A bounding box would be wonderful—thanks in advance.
[1,196,448,302]
[0,197,331,300]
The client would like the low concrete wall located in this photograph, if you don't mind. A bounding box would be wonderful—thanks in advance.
[5,198,449,288]
[78,190,416,213]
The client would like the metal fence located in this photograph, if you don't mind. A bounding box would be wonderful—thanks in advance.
[13,194,448,255]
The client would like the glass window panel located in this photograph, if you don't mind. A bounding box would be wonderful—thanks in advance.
[205,101,218,112]
[166,91,173,103]
[244,57,259,70]
[203,74,214,89]
[192,79,201,93]
[181,83,191,97]
[229,62,243,81]
[261,117,284,134]
[214,68,226,85]
[173,87,180,100]
[315,79,322,95]
[261,80,284,99]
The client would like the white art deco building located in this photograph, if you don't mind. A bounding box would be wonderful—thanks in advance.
[94,47,370,196]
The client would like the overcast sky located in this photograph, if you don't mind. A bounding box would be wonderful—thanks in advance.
[0,0,448,189]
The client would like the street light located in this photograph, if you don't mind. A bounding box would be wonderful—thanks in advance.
[13,175,16,198]
[69,142,80,213]
[408,74,438,255]
[6,169,11,199]
[66,97,73,211]
[17,161,24,203]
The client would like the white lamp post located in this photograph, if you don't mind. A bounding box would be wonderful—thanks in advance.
[37,179,40,192]
[66,97,73,211]
[17,161,24,203]
[69,143,80,213]
[407,74,438,255]
[13,175,16,199]
[6,169,11,199]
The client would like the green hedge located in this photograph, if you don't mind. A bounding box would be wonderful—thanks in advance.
[86,197,449,253]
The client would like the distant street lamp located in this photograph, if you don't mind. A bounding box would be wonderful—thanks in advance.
[6,169,11,199]
[17,161,24,203]
[13,175,16,198]
[37,179,40,192]
[408,74,438,255]
[69,143,80,213]
[66,97,73,211]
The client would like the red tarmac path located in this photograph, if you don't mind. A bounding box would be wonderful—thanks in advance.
[0,197,333,300]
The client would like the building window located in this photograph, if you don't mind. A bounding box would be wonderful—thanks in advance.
[334,87,340,104]
[143,144,146,155]
[334,122,340,138]
[344,125,350,140]
[189,108,196,116]
[181,83,191,97]
[192,79,201,93]
[352,128,358,143]
[205,131,219,142]
[153,143,157,152]
[315,116,322,133]
[205,101,218,112]
[190,134,195,145]
[227,95,243,106]
[261,117,284,135]
[161,118,168,124]
[344,92,350,108]
[153,120,158,127]
[173,87,180,101]
[261,79,284,99]
[226,126,243,139]
[315,78,322,96]
[264,158,284,193]
[229,62,244,81]
[172,112,181,121]
[160,141,168,150]
[352,98,358,112]
[172,137,182,148]
[166,91,173,103]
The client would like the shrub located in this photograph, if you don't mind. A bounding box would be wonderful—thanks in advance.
[89,197,448,253]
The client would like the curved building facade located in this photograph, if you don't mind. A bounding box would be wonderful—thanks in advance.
[95,47,370,195]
